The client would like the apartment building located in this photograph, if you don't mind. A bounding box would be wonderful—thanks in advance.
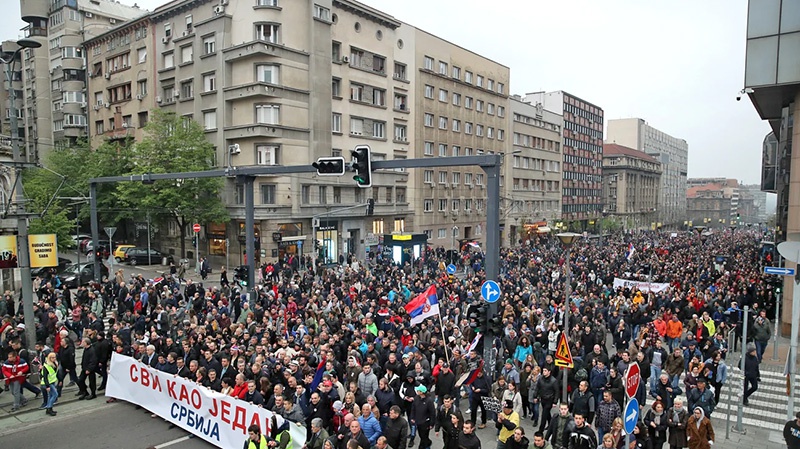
[15,0,143,163]
[413,29,510,249]
[84,16,155,147]
[602,143,661,230]
[606,118,688,228]
[507,96,562,245]
[523,91,604,229]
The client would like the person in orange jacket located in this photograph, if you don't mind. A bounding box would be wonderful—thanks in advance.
[665,315,684,351]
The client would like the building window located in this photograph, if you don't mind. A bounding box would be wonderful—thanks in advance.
[438,200,447,212]
[332,41,341,61]
[424,199,433,212]
[164,22,172,38]
[487,79,494,91]
[203,73,216,92]
[396,188,406,203]
[122,115,133,128]
[393,62,407,80]
[394,93,407,110]
[423,56,433,70]
[138,111,148,128]
[180,80,194,98]
[439,61,448,75]
[452,145,460,156]
[372,219,385,235]
[257,0,279,5]
[163,86,175,102]
[234,185,244,205]
[464,173,473,185]
[452,200,460,212]
[372,88,386,106]
[424,170,433,183]
[256,144,279,165]
[256,104,280,124]
[439,171,447,184]
[439,144,447,157]
[350,83,364,102]
[465,122,472,134]
[452,66,461,79]
[318,186,327,204]
[476,124,483,136]
[106,52,130,73]
[476,100,484,112]
[439,116,447,130]
[257,64,280,84]
[314,4,331,21]
[95,121,104,134]
[424,113,433,127]
[332,78,341,97]
[498,82,505,94]
[372,55,386,74]
[438,228,446,239]
[333,187,341,203]
[452,172,460,185]
[465,71,473,84]
[465,96,473,109]
[394,218,405,232]
[453,93,461,106]
[476,75,484,87]
[373,121,385,138]
[439,89,448,102]
[203,36,216,55]
[62,47,82,59]
[452,120,460,132]
[260,184,276,204]
[163,52,174,69]
[332,113,342,133]
[138,47,147,64]
[487,103,495,115]
[424,85,434,99]
[394,124,407,142]
[497,106,505,117]
[255,23,279,43]
[180,45,193,64]
[203,110,216,130]
[302,185,310,203]
[424,142,434,156]
[350,117,364,135]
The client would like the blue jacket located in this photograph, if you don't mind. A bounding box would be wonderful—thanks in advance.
[513,345,532,364]
[358,414,383,444]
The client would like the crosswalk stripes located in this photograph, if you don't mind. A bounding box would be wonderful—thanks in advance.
[709,366,799,431]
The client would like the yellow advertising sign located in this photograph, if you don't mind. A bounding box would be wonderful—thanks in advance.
[0,235,18,269]
[28,234,58,268]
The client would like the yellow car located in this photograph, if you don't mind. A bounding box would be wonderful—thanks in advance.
[114,244,135,262]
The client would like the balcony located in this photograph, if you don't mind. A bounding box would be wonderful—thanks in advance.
[223,124,309,140]
[223,83,308,103]
[223,41,307,64]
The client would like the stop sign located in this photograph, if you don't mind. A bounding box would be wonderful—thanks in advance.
[193,223,201,233]
[625,362,640,398]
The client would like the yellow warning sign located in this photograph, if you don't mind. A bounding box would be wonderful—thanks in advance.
[554,332,573,368]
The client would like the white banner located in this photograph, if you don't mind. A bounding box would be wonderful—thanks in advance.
[107,353,307,449]
[612,277,670,293]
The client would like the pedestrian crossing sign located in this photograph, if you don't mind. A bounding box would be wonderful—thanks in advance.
[554,332,574,368]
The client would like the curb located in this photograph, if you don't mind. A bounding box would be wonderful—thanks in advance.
[0,401,115,438]
[0,388,103,422]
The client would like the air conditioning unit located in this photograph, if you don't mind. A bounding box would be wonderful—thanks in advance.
[103,102,110,108]
[85,12,93,18]
[104,72,110,79]
[162,36,171,44]
[136,94,143,100]
[80,102,87,108]
[156,96,162,103]
[182,31,188,37]
[93,105,101,111]
[110,18,116,24]
[341,56,349,63]
[213,5,225,14]
[174,89,180,98]
[121,122,128,128]
[228,143,241,155]
[220,0,229,5]
[468,184,473,189]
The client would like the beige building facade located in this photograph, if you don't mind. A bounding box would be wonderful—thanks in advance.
[602,143,661,229]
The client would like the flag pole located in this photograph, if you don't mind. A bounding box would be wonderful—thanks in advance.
[439,309,451,365]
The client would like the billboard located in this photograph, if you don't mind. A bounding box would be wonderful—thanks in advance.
[28,234,58,268]
[0,235,17,269]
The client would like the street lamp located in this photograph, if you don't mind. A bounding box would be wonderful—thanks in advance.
[451,216,458,266]
[556,231,581,404]
[1,38,42,352]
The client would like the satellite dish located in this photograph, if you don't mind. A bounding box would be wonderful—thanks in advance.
[778,241,800,263]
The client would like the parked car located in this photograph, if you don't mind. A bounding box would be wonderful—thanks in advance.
[31,257,73,278]
[57,262,109,288]
[125,247,164,265]
[114,244,136,262]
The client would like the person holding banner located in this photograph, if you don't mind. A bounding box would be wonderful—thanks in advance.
[247,424,268,449]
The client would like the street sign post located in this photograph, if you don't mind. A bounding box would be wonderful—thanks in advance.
[554,332,573,368]
[481,280,500,303]
[624,398,639,433]
[625,362,641,398]
[447,264,457,275]
[763,266,796,276]
[104,226,116,270]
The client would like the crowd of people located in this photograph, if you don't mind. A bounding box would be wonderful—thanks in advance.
[0,226,788,449]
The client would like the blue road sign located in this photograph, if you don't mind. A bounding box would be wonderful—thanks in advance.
[447,264,457,275]
[481,280,501,304]
[624,398,639,434]
[764,266,796,276]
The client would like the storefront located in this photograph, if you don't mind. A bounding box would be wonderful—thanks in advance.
[315,220,338,264]
[206,223,227,256]
[380,233,428,266]
[237,222,261,265]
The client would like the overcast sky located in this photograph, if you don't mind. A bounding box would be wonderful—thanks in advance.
[3,0,772,184]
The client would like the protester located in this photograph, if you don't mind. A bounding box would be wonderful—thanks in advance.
[784,411,800,449]
[685,407,714,449]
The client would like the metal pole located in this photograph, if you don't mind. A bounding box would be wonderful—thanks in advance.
[562,245,571,405]
[90,183,100,282]
[772,288,781,361]
[243,176,256,299]
[483,159,501,380]
[733,306,748,434]
[76,204,80,266]
[789,263,800,421]
[5,51,36,351]
[146,211,151,266]
[726,354,733,439]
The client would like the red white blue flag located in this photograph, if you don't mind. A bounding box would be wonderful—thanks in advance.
[403,285,439,326]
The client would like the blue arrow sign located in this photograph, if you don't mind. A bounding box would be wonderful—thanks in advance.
[764,266,796,276]
[624,398,639,434]
[481,280,501,304]
[447,264,457,275]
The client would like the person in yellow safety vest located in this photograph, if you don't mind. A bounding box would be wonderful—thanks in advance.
[247,424,268,449]
[40,352,59,416]
[266,415,294,449]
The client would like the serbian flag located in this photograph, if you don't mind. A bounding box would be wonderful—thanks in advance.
[457,359,485,387]
[404,285,440,326]
[626,243,636,261]
[309,357,327,391]
[467,333,482,353]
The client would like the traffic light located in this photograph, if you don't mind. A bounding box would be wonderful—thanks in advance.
[366,198,375,216]
[351,145,372,188]
[192,236,197,247]
[313,157,346,176]
[234,266,250,287]
[489,312,503,335]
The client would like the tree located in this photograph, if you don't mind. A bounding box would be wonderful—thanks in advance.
[114,110,227,258]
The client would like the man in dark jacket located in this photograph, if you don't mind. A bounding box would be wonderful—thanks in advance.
[77,337,97,400]
[56,335,77,391]
[385,406,410,449]
[94,332,111,391]
[470,369,491,428]
[567,413,597,449]
[743,343,761,406]
[570,381,595,424]
[546,403,573,449]
[410,385,436,449]
[537,367,560,433]
[434,395,462,441]
[459,420,482,449]
[687,376,715,417]
[434,363,456,404]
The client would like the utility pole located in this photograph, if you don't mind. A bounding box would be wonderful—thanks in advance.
[2,39,41,352]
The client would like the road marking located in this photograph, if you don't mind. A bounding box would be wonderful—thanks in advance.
[154,435,193,448]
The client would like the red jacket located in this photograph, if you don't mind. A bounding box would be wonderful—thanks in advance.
[1,356,29,385]
[230,383,248,399]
